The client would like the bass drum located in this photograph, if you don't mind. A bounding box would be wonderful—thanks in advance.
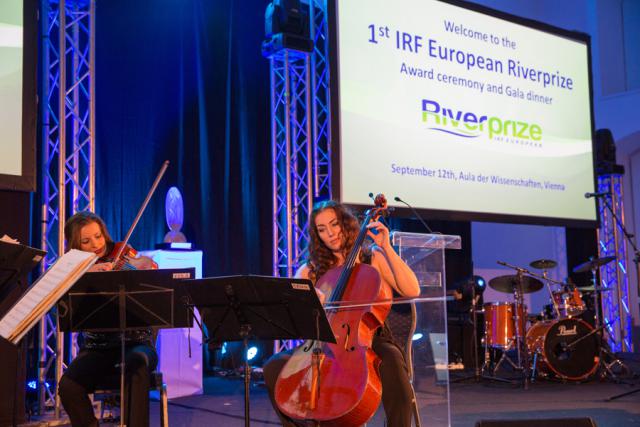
[526,318,599,381]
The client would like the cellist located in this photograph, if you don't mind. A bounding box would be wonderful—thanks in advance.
[263,200,420,427]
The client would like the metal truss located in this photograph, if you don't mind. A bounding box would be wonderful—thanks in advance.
[268,2,331,352]
[309,0,332,199]
[270,49,313,281]
[597,174,633,352]
[269,49,312,352]
[39,0,95,415]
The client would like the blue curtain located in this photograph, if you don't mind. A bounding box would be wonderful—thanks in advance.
[94,0,272,276]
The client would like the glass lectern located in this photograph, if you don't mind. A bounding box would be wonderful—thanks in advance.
[391,231,461,427]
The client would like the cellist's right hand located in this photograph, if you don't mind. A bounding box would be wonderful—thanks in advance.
[315,287,326,305]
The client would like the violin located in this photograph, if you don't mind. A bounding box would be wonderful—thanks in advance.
[103,242,158,270]
[274,194,391,426]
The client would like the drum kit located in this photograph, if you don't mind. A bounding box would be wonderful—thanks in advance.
[481,256,623,386]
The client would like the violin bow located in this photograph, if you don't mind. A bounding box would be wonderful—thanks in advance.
[112,160,170,264]
[323,296,442,311]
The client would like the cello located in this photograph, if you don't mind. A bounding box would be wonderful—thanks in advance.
[274,194,392,426]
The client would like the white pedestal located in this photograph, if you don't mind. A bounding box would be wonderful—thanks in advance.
[141,249,204,399]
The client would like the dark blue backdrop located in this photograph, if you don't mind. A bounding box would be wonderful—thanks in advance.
[94,0,272,276]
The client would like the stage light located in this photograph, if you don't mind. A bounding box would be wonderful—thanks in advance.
[262,0,313,56]
[26,380,50,390]
[212,341,273,372]
[247,346,258,361]
[412,333,424,341]
[473,275,486,293]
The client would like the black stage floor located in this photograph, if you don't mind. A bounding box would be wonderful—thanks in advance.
[143,353,640,427]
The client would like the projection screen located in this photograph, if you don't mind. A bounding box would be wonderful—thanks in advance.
[330,0,597,226]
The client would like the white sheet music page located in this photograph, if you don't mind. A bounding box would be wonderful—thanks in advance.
[0,249,97,344]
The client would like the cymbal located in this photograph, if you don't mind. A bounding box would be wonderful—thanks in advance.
[577,285,613,292]
[572,256,616,273]
[489,275,544,294]
[529,259,557,269]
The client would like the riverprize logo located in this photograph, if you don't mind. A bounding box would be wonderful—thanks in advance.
[421,99,542,144]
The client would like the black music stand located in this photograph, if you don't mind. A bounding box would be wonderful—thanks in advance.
[0,241,46,304]
[58,268,194,427]
[0,241,45,425]
[183,275,335,427]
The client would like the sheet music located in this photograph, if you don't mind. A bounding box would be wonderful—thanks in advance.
[0,249,97,344]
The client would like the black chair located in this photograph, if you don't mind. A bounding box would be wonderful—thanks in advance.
[92,370,168,427]
[386,301,422,427]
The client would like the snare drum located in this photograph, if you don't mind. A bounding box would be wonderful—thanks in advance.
[551,288,586,318]
[483,302,527,349]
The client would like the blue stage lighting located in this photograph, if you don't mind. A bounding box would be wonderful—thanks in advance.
[247,346,258,361]
[27,380,50,390]
[473,275,486,292]
[412,333,424,341]
[221,342,228,355]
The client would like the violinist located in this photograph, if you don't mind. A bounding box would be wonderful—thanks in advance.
[58,211,157,427]
[263,200,420,427]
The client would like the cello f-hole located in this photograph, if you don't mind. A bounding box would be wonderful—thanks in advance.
[341,323,355,351]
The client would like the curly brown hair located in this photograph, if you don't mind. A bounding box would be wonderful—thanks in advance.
[306,200,371,283]
[64,211,114,252]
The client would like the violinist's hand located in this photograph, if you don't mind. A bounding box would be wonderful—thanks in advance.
[366,221,391,250]
[89,262,113,272]
[127,255,158,270]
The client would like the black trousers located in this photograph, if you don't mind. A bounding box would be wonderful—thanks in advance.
[58,344,157,427]
[263,335,414,427]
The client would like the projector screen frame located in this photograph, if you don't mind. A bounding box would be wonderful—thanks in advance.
[0,0,38,193]
[328,0,599,228]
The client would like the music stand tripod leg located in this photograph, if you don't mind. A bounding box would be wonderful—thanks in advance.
[240,324,251,427]
[119,285,126,427]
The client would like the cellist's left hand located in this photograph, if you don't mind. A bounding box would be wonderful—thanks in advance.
[366,221,391,250]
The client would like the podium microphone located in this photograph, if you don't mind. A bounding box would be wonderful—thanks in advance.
[584,191,610,199]
[394,196,434,234]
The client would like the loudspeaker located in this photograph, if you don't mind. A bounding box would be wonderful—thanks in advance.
[594,128,624,175]
[475,418,597,427]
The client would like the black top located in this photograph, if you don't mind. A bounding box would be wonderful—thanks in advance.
[80,244,154,349]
